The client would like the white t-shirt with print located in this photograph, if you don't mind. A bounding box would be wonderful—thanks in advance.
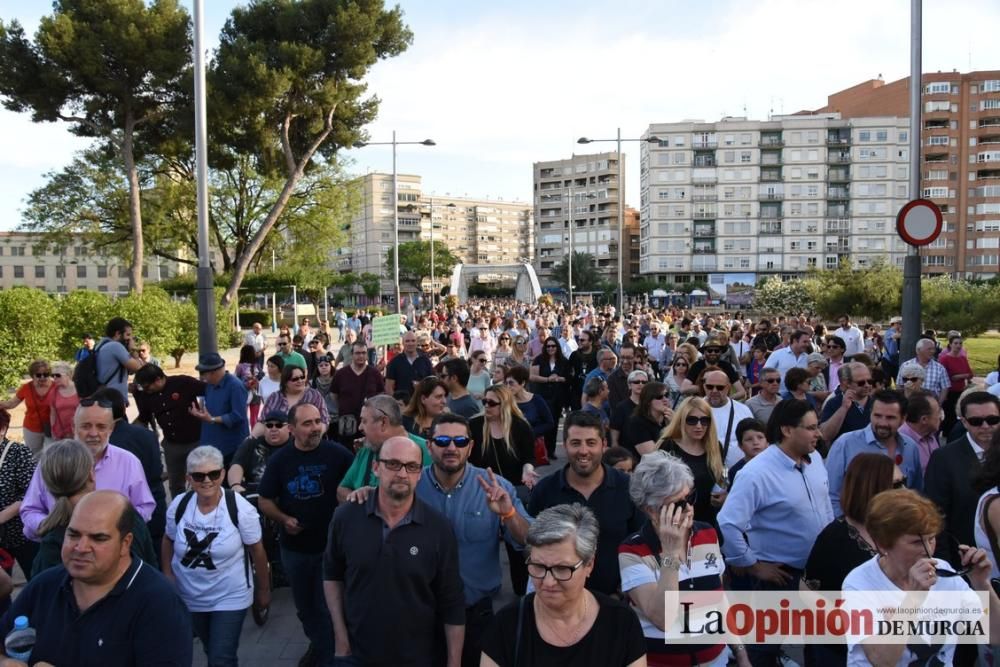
[166,491,262,612]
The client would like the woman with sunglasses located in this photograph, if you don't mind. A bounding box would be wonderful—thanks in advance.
[802,453,905,666]
[164,446,270,667]
[620,452,748,667]
[843,488,1000,667]
[469,384,537,490]
[621,381,673,459]
[656,398,726,526]
[492,333,514,369]
[508,336,532,369]
[467,351,492,401]
[46,361,79,440]
[253,364,328,437]
[531,336,572,460]
[0,359,54,458]
[0,409,38,579]
[401,377,449,440]
[662,357,689,408]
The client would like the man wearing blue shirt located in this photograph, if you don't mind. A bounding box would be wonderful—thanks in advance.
[188,352,249,467]
[417,413,531,667]
[826,390,923,516]
[763,329,810,385]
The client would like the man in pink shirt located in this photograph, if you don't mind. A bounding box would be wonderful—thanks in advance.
[20,400,154,541]
[897,391,943,474]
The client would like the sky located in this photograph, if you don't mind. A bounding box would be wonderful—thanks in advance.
[0,0,997,230]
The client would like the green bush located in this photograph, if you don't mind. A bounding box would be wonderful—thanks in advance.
[922,278,1000,338]
[0,288,63,393]
[238,309,272,328]
[115,288,182,362]
[57,290,113,359]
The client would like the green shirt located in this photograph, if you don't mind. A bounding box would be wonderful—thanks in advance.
[338,433,431,491]
[278,350,308,371]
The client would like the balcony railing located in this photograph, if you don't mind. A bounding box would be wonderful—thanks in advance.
[760,157,783,166]
[693,226,716,237]
[693,209,717,220]
[692,141,718,149]
[827,189,850,199]
[692,194,717,201]
[759,137,784,147]
[760,221,783,235]
[760,172,782,182]
[759,192,784,201]
[828,153,851,163]
[826,136,851,146]
[692,246,716,255]
[692,175,717,184]
[825,218,850,233]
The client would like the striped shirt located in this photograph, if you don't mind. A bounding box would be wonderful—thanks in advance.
[619,521,727,666]
[897,358,950,397]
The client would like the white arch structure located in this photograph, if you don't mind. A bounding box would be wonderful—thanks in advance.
[449,263,542,303]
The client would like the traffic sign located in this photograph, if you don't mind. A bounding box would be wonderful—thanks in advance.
[896,198,943,246]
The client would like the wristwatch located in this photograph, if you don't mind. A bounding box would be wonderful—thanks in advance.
[660,554,682,572]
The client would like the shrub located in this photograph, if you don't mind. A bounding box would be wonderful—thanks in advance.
[237,309,272,328]
[57,290,112,359]
[0,288,62,392]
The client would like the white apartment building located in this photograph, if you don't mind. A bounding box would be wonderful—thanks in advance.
[533,152,624,287]
[639,114,911,284]
[0,231,191,294]
[344,173,533,295]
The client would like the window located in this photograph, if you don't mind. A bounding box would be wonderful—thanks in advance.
[859,131,871,142]
[76,265,87,278]
[13,266,23,278]
[925,82,952,94]
[34,265,45,278]
[925,100,950,112]
[876,130,888,142]
[11,247,24,256]
[899,131,908,142]
[981,99,1000,111]
[983,80,1000,93]
[928,136,949,145]
[927,169,948,180]
[740,151,751,163]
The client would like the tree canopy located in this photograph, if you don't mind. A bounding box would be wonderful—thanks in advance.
[386,241,460,293]
[549,252,604,293]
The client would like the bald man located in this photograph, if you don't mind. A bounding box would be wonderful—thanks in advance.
[703,370,754,469]
[0,491,191,666]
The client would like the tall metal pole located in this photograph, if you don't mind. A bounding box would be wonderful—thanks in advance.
[392,131,401,314]
[193,0,217,353]
[617,127,625,314]
[429,195,435,311]
[900,0,923,365]
[270,249,277,333]
[567,183,574,307]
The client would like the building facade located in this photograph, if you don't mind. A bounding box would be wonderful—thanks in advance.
[638,115,911,287]
[0,232,190,294]
[532,152,625,287]
[813,70,1000,278]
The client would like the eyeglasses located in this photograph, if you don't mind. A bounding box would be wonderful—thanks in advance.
[483,398,502,408]
[923,534,972,577]
[545,345,558,349]
[903,376,922,383]
[431,436,472,448]
[499,337,510,341]
[852,379,874,387]
[674,362,688,368]
[763,378,781,384]
[51,373,63,379]
[289,375,306,382]
[629,379,647,385]
[668,489,699,513]
[892,477,907,489]
[685,416,711,426]
[79,398,113,408]
[189,469,223,483]
[704,384,728,391]
[704,348,724,354]
[263,421,287,429]
[654,393,669,400]
[525,559,585,582]
[378,458,422,474]
[277,342,288,347]
[966,415,1000,427]
[34,373,51,379]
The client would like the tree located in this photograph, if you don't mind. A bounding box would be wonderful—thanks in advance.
[921,277,1000,338]
[386,241,460,293]
[56,290,113,360]
[550,252,603,292]
[212,0,413,306]
[0,0,191,293]
[0,288,62,393]
[626,278,660,296]
[807,259,902,322]
[752,276,815,315]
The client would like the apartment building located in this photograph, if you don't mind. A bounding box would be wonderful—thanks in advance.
[812,70,1000,277]
[344,173,533,295]
[532,152,625,287]
[0,231,190,294]
[638,114,911,285]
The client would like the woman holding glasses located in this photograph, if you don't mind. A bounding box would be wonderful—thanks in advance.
[253,365,329,437]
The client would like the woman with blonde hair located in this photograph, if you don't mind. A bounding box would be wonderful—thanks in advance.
[46,361,79,440]
[656,397,727,526]
[401,376,449,439]
[675,343,700,367]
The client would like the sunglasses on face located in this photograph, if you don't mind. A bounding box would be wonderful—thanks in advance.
[34,373,52,379]
[667,489,698,513]
[966,415,1000,427]
[190,469,223,483]
[263,421,287,429]
[763,378,781,384]
[80,398,113,408]
[629,380,647,385]
[903,377,922,383]
[431,436,472,448]
[289,375,306,382]
[277,342,288,347]
[852,379,874,387]
[51,373,63,379]
[685,416,711,427]
[483,398,502,408]
[704,384,728,391]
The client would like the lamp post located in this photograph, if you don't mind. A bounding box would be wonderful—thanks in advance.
[353,133,436,313]
[577,130,660,313]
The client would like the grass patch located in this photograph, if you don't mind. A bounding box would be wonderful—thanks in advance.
[961,334,1000,377]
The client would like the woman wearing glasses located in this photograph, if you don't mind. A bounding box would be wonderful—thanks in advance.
[46,361,79,440]
[492,333,514,369]
[508,336,532,369]
[662,356,689,407]
[164,446,270,667]
[655,398,726,526]
[0,359,54,458]
[621,381,672,458]
[253,365,329,438]
[481,504,646,667]
[531,336,572,460]
[802,454,905,666]
[401,377,449,440]
[467,350,492,401]
[842,488,1000,667]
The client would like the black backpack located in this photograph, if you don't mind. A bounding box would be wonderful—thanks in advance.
[72,341,123,397]
[173,489,252,587]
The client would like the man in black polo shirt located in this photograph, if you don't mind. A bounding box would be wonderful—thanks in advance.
[324,436,465,667]
[385,331,434,397]
[527,410,642,595]
[0,491,191,666]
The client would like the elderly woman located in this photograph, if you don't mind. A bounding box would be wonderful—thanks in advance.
[481,504,647,667]
[31,439,156,577]
[843,489,1000,667]
[163,446,270,667]
[46,361,79,440]
[0,359,54,458]
[0,409,38,578]
[898,363,926,397]
[253,364,329,437]
[620,453,748,667]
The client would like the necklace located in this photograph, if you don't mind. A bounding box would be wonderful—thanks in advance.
[535,593,591,647]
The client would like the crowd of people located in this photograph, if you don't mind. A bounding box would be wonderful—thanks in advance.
[0,302,999,666]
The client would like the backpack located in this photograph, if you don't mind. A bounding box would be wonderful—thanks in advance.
[72,340,123,397]
[174,489,252,588]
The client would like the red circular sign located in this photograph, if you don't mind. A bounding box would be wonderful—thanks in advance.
[896,198,943,246]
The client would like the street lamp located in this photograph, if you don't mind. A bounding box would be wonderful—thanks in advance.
[577,130,660,313]
[353,133,436,313]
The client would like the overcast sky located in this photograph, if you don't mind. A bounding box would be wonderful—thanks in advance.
[0,0,997,230]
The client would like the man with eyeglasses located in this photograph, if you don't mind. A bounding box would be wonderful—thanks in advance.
[826,390,923,517]
[682,334,745,400]
[702,370,754,468]
[187,353,249,468]
[20,400,155,541]
[228,409,293,493]
[275,333,308,375]
[751,318,780,352]
[925,391,1000,564]
[258,403,354,667]
[820,362,875,444]
[823,335,848,388]
[330,341,385,449]
[745,367,783,425]
[324,435,466,667]
[385,332,435,397]
[609,370,647,449]
[896,338,950,405]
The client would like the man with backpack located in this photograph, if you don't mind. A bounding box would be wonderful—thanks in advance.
[76,317,143,404]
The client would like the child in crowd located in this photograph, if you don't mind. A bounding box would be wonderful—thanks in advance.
[727,418,768,488]
[602,446,636,474]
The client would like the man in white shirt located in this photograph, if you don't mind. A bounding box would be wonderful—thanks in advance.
[763,330,810,385]
[832,314,864,358]
[703,370,754,469]
[642,323,666,375]
[244,322,267,373]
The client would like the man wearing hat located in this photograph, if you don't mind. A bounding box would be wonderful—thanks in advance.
[188,352,249,467]
[682,334,746,400]
[228,409,293,493]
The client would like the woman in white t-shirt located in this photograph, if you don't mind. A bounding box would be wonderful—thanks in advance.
[843,489,1000,667]
[163,446,270,667]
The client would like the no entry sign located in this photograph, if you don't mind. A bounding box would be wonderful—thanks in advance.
[896,198,943,246]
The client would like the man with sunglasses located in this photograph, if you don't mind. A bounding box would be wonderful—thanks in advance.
[682,334,745,400]
[324,436,466,667]
[745,367,783,425]
[275,333,308,374]
[228,409,293,493]
[702,370,755,468]
[820,362,876,444]
[609,370,647,449]
[925,391,1000,565]
[258,403,354,667]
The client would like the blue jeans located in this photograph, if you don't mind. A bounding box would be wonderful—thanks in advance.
[191,608,247,667]
[280,546,334,663]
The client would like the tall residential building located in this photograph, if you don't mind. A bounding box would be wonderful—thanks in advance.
[810,70,1000,278]
[0,231,191,294]
[344,173,533,295]
[638,114,911,285]
[533,152,624,287]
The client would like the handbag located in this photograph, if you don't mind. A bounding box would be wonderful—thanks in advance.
[533,436,549,467]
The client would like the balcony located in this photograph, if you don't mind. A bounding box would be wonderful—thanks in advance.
[826,133,851,146]
[693,222,716,237]
[825,218,850,233]
[692,174,717,184]
[692,194,717,202]
[693,208,717,220]
[693,157,716,168]
[692,243,716,255]
[692,141,718,149]
[760,171,782,182]
[759,137,784,148]
[827,187,850,200]
[979,118,1000,128]
[759,191,784,201]
[826,239,851,253]
[760,155,783,166]
[828,152,851,163]
[760,221,783,235]
[828,168,850,182]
